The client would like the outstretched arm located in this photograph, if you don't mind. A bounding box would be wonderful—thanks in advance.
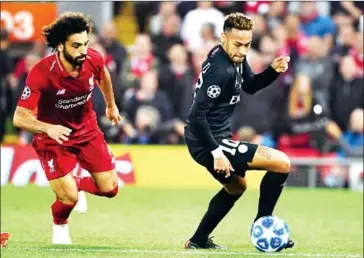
[240,56,289,94]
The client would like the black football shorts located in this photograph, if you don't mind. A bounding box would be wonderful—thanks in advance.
[185,137,258,184]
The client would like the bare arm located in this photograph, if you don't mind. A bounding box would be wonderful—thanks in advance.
[13,106,52,134]
[240,57,281,95]
[98,66,117,108]
[98,66,122,125]
[13,106,72,144]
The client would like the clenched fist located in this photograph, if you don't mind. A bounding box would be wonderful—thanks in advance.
[271,56,290,73]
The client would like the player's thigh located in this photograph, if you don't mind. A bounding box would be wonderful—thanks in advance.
[77,132,117,191]
[248,145,291,173]
[33,141,78,181]
[218,138,258,175]
[49,173,79,204]
[186,138,253,185]
[186,139,228,183]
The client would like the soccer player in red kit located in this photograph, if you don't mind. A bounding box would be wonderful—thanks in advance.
[13,12,121,244]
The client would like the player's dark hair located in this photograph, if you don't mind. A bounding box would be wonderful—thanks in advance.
[223,13,254,32]
[42,12,93,51]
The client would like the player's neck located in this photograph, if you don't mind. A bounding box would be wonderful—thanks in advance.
[58,52,80,73]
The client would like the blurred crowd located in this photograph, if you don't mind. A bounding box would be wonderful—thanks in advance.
[1,1,363,160]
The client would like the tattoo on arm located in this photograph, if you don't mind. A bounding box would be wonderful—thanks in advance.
[258,146,272,160]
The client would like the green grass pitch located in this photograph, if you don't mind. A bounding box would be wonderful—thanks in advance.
[1,185,363,258]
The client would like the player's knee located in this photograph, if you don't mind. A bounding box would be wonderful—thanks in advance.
[101,179,118,198]
[225,184,247,196]
[103,184,118,198]
[278,152,291,173]
[58,192,79,204]
[226,188,245,196]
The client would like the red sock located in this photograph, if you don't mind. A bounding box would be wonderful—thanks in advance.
[74,176,101,195]
[74,176,118,198]
[51,199,76,225]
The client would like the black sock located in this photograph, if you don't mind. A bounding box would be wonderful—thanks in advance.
[255,171,289,222]
[190,188,241,246]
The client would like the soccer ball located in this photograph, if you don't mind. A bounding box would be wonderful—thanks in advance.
[250,216,290,252]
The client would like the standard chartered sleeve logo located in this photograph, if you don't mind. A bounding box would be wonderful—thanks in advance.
[55,93,92,109]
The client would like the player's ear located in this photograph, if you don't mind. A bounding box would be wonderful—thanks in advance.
[221,32,227,44]
[57,43,64,52]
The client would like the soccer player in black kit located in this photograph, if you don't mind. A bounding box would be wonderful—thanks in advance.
[184,13,294,250]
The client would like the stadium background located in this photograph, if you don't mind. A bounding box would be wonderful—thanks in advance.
[0,2,363,257]
[1,1,363,189]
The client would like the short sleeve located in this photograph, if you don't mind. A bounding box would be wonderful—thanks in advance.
[17,65,47,111]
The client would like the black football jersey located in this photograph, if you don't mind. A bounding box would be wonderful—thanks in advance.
[185,45,280,151]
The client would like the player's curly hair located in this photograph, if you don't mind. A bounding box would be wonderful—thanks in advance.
[223,13,254,32]
[42,12,93,51]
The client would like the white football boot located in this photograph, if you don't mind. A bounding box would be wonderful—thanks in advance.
[52,223,72,244]
[74,191,87,214]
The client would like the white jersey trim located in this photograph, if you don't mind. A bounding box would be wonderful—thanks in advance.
[49,60,56,71]
[55,51,63,72]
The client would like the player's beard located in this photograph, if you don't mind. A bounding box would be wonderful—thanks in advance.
[63,48,86,67]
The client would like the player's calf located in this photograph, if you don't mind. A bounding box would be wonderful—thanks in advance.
[52,192,78,226]
[55,192,79,205]
[49,174,79,244]
[51,197,77,244]
[51,193,78,225]
[74,173,118,198]
[188,185,243,248]
[250,146,291,223]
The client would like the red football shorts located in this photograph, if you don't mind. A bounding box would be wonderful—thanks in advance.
[32,131,115,180]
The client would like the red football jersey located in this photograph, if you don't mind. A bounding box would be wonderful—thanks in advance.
[17,48,105,144]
